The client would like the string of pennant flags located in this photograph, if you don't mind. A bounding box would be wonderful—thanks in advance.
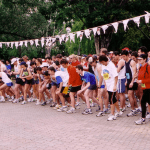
[0,12,150,49]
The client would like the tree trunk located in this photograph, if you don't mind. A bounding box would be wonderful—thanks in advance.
[94,35,100,55]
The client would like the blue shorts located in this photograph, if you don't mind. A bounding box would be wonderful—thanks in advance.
[6,82,13,87]
[98,85,105,89]
[117,78,126,93]
[51,81,57,86]
[34,79,39,84]
[88,84,97,90]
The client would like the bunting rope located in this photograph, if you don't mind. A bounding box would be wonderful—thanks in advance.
[0,12,150,49]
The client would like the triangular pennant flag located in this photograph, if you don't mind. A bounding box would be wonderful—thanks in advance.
[77,31,81,38]
[11,42,14,48]
[52,38,56,43]
[61,34,66,41]
[145,14,150,24]
[101,25,108,34]
[35,39,39,47]
[69,33,75,43]
[65,36,69,42]
[15,42,19,49]
[24,41,28,47]
[84,29,91,39]
[92,27,97,36]
[133,17,141,27]
[48,42,52,47]
[80,32,84,42]
[123,19,129,31]
[97,27,101,35]
[30,40,34,46]
[7,42,10,47]
[0,43,2,48]
[59,37,63,44]
[46,38,49,46]
[41,37,45,47]
[112,22,119,33]
[19,41,23,47]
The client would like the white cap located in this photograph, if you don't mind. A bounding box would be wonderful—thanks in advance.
[41,62,49,67]
[11,58,17,64]
[88,57,93,63]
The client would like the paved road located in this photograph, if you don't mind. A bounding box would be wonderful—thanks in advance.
[0,100,150,150]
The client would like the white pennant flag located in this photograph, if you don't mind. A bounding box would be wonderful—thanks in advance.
[46,38,49,46]
[41,37,45,47]
[11,42,14,49]
[123,19,129,31]
[61,34,66,41]
[133,17,141,27]
[35,39,39,47]
[7,42,10,47]
[30,40,34,46]
[15,42,19,49]
[65,36,69,42]
[145,14,150,24]
[69,33,75,43]
[0,43,2,48]
[97,28,101,35]
[24,41,28,47]
[19,41,23,47]
[77,31,81,38]
[80,32,84,42]
[93,27,97,36]
[48,42,52,47]
[84,29,91,39]
[59,37,63,44]
[112,22,119,33]
[52,38,56,43]
[101,25,108,34]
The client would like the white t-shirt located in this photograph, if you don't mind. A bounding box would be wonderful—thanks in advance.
[2,72,12,83]
[117,59,126,79]
[55,71,69,87]
[14,64,20,78]
[101,61,118,92]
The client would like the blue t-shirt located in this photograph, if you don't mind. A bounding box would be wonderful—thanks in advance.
[6,65,11,70]
[56,76,63,85]
[81,71,96,85]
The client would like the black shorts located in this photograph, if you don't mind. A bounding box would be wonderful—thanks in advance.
[47,83,51,89]
[70,85,81,92]
[88,84,97,90]
[16,78,25,86]
[25,78,35,85]
[108,91,117,105]
[127,82,138,91]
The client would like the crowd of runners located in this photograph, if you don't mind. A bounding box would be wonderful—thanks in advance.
[0,46,150,125]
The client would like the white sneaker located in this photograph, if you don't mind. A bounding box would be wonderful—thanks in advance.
[36,100,42,105]
[135,118,145,125]
[57,106,67,112]
[21,101,27,105]
[11,96,15,100]
[96,111,104,117]
[107,115,116,121]
[146,113,150,119]
[53,104,61,110]
[90,102,96,107]
[28,98,33,102]
[115,111,123,117]
[9,99,13,102]
[75,102,80,109]
[127,110,136,117]
[127,103,131,108]
[12,99,19,103]
[0,96,5,102]
[66,107,76,114]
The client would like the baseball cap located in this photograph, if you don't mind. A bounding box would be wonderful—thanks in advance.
[122,47,130,51]
[137,54,147,60]
[11,58,17,64]
[41,62,49,67]
[20,61,26,65]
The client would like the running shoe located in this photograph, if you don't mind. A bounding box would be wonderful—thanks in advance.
[135,118,145,125]
[90,102,96,107]
[53,104,61,110]
[57,106,67,112]
[127,110,136,117]
[41,101,47,106]
[36,100,42,105]
[96,106,100,112]
[96,111,104,117]
[66,107,76,114]
[146,113,150,119]
[21,101,27,105]
[103,108,109,114]
[12,99,19,103]
[127,103,131,108]
[115,111,123,117]
[75,102,80,109]
[0,96,5,102]
[50,102,56,107]
[107,115,116,121]
[11,96,15,100]
[82,108,93,115]
[28,98,33,102]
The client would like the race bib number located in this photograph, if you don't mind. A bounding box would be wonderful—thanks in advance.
[141,83,146,88]
[24,72,29,76]
[103,69,109,80]
[126,73,130,79]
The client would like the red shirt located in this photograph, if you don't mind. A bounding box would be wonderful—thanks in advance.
[138,63,150,89]
[67,65,82,87]
[71,61,80,67]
